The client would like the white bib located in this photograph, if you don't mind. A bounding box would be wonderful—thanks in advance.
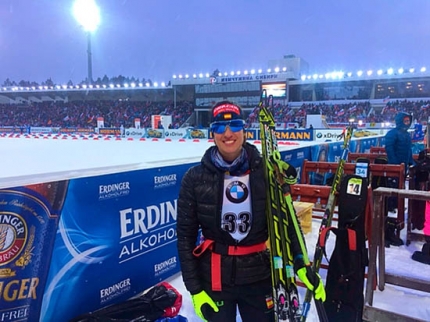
[220,173,252,242]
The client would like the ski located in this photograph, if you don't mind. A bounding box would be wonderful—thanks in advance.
[300,125,354,322]
[258,90,310,321]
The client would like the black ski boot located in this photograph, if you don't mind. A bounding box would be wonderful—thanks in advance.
[385,217,404,247]
[412,240,430,264]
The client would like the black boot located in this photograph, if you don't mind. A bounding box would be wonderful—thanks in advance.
[385,217,404,247]
[412,242,430,264]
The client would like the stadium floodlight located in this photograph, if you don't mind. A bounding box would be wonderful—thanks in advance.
[387,68,394,75]
[357,70,363,77]
[73,0,101,84]
[274,67,280,73]
[282,67,287,72]
[377,69,383,75]
[161,82,166,87]
[236,71,241,75]
[250,69,256,74]
[301,75,306,81]
[258,69,263,74]
[367,70,373,76]
[409,68,415,73]
[398,68,404,74]
[421,67,426,72]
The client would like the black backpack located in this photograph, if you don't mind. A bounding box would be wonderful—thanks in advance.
[322,174,368,322]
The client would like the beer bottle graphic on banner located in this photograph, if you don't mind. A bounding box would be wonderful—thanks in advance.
[0,180,68,321]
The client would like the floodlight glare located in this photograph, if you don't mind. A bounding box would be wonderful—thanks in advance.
[73,0,101,32]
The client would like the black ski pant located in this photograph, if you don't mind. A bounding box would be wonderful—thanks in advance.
[387,177,398,212]
[202,277,274,322]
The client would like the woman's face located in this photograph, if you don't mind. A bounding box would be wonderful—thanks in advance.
[213,126,245,162]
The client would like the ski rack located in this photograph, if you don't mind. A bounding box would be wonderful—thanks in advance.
[364,187,430,322]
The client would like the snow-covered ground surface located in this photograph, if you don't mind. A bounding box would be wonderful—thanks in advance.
[1,135,430,321]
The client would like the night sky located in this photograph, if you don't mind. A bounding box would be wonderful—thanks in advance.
[0,0,429,84]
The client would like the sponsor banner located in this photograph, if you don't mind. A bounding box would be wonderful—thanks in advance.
[30,127,54,134]
[98,128,121,136]
[76,128,96,134]
[186,128,207,139]
[309,143,330,185]
[164,129,188,139]
[314,129,345,142]
[209,128,312,141]
[59,127,77,133]
[58,128,95,134]
[0,126,22,133]
[351,137,379,153]
[40,164,194,321]
[275,129,313,141]
[245,129,258,141]
[124,128,145,138]
[353,129,388,138]
[281,147,311,183]
[145,128,164,138]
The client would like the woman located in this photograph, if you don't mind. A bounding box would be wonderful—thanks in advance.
[177,101,324,321]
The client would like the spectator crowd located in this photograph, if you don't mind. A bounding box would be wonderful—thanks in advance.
[1,98,430,129]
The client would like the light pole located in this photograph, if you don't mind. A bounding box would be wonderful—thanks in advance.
[73,0,101,84]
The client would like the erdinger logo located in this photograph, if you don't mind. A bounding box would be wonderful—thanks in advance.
[154,174,177,189]
[0,214,27,267]
[154,256,177,276]
[100,278,131,303]
[99,182,130,200]
[226,181,248,203]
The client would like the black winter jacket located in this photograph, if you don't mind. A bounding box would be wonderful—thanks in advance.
[176,143,305,294]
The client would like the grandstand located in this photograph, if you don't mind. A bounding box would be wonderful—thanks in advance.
[2,55,430,128]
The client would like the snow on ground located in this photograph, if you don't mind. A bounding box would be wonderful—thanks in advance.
[1,135,430,321]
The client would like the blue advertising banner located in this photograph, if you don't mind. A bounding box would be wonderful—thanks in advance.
[281,147,311,183]
[309,143,330,184]
[40,163,195,321]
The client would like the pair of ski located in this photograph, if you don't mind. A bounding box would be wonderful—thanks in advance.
[258,91,353,322]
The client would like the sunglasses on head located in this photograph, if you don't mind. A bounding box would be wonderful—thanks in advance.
[210,119,245,134]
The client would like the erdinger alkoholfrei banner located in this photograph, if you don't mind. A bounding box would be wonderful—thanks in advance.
[0,181,68,322]
[40,164,193,322]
